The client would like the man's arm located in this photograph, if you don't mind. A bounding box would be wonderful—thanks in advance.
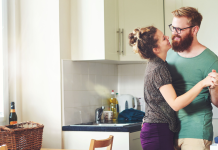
[209,69,218,107]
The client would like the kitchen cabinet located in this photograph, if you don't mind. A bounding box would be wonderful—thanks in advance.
[164,0,218,55]
[63,131,142,150]
[118,0,164,61]
[71,0,119,61]
[71,0,164,61]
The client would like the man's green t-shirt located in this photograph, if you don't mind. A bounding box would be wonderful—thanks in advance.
[166,48,218,141]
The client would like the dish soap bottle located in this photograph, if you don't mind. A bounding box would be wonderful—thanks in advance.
[109,90,118,121]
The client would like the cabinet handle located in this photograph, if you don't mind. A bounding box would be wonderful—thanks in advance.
[117,29,120,54]
[121,29,124,54]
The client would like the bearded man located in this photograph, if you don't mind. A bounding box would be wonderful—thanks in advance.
[166,7,218,150]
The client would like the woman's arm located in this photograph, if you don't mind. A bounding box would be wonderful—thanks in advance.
[159,76,213,111]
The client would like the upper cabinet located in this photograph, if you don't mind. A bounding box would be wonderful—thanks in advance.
[71,0,119,61]
[118,0,164,61]
[71,0,164,61]
[165,0,218,55]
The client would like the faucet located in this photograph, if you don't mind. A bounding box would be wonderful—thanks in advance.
[95,106,105,123]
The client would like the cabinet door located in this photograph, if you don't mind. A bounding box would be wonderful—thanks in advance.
[71,0,119,60]
[71,0,105,60]
[118,0,164,61]
[129,131,142,150]
[105,0,119,61]
[63,131,130,150]
[165,0,218,55]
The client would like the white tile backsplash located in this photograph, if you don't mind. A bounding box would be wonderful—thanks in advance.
[63,60,74,74]
[88,91,102,106]
[133,75,145,89]
[71,74,82,90]
[64,107,92,125]
[102,76,118,92]
[118,64,135,76]
[64,107,83,125]
[118,64,146,97]
[95,63,104,75]
[62,60,145,125]
[107,64,116,76]
[62,60,120,125]
[63,73,74,91]
[87,75,95,91]
[72,62,83,74]
[134,63,147,75]
[80,74,89,90]
[95,75,103,86]
[80,62,89,74]
[118,75,134,90]
[88,62,97,75]
[64,91,81,108]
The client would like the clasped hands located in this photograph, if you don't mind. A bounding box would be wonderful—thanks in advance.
[208,69,218,89]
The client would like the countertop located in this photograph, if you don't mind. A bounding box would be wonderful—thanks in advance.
[62,120,142,133]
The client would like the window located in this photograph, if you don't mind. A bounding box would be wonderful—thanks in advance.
[0,0,8,125]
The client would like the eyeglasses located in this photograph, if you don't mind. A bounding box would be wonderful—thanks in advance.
[168,24,194,34]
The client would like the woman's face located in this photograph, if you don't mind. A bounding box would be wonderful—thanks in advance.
[155,29,171,53]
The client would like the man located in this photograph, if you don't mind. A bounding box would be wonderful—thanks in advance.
[166,7,218,150]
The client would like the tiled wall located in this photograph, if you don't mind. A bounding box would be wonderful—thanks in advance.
[118,63,147,97]
[62,60,147,125]
[62,60,118,125]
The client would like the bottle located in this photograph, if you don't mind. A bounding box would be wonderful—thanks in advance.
[116,93,119,114]
[109,90,118,121]
[109,90,116,104]
[9,102,17,125]
[110,103,117,121]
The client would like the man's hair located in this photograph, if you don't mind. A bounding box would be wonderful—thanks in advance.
[172,7,203,27]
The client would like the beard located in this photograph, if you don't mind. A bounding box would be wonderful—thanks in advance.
[172,30,193,52]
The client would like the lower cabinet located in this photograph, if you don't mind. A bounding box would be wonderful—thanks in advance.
[129,131,142,150]
[63,131,142,150]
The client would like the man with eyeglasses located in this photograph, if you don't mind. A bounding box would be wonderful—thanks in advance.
[166,7,218,150]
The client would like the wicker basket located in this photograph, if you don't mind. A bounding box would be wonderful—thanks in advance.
[0,121,44,150]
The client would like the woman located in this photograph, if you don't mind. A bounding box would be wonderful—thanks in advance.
[128,26,213,150]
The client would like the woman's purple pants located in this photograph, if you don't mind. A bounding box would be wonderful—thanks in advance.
[140,123,174,150]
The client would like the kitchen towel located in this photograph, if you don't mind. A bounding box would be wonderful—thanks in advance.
[118,108,145,121]
[215,136,218,143]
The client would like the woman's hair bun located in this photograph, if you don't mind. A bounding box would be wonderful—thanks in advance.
[128,28,141,45]
[128,32,137,46]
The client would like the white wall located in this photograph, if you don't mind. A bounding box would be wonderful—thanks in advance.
[164,0,218,55]
[8,0,63,148]
[8,0,22,123]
